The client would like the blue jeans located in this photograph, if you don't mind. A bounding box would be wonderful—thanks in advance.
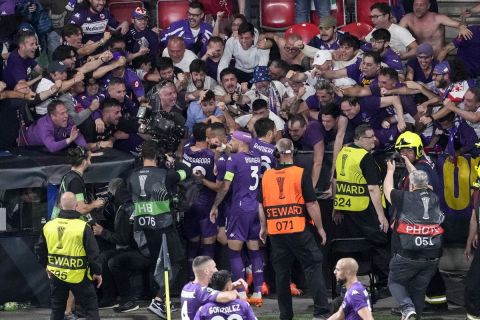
[388,254,438,318]
[295,0,330,24]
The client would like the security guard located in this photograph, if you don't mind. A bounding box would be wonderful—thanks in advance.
[36,192,102,320]
[258,138,329,320]
[127,140,190,318]
[332,124,389,292]
[394,131,447,312]
[384,162,444,320]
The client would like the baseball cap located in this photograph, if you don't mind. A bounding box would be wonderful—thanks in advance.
[319,16,337,28]
[132,7,148,20]
[433,61,450,74]
[47,61,67,73]
[313,50,332,66]
[416,43,434,57]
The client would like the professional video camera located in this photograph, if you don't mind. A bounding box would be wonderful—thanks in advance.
[137,104,186,152]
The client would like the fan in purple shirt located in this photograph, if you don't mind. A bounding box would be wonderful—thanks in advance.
[346,52,381,88]
[69,0,128,43]
[194,270,257,320]
[406,43,437,83]
[362,29,403,76]
[330,258,373,320]
[183,123,218,272]
[441,25,480,78]
[251,118,277,174]
[307,16,346,50]
[24,100,88,152]
[159,1,213,56]
[209,131,264,303]
[3,30,42,89]
[181,257,247,320]
[125,7,159,63]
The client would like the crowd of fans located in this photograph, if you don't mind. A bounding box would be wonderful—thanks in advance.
[3,0,480,318]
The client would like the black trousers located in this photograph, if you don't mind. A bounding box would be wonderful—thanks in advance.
[269,226,329,320]
[49,275,99,320]
[465,244,480,318]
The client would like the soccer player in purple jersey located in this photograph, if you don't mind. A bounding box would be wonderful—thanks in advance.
[183,123,218,271]
[209,131,264,306]
[251,117,277,174]
[181,256,247,320]
[328,258,373,320]
[194,270,257,320]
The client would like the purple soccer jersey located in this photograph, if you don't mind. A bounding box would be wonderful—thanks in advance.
[225,151,261,213]
[216,153,232,227]
[346,59,378,87]
[341,282,371,320]
[69,7,118,42]
[249,138,276,174]
[181,282,219,320]
[3,50,38,89]
[194,299,257,320]
[99,68,145,102]
[183,146,216,205]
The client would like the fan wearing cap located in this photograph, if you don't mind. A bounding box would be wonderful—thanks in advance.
[209,130,265,305]
[159,1,212,57]
[125,7,159,64]
[406,43,438,83]
[257,33,309,69]
[243,66,289,114]
[364,2,418,60]
[307,16,346,51]
[34,61,86,117]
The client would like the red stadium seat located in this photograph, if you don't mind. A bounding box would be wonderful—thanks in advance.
[340,22,373,39]
[108,1,143,24]
[198,0,234,16]
[310,0,345,27]
[356,0,389,25]
[156,0,189,30]
[284,23,320,44]
[260,0,295,31]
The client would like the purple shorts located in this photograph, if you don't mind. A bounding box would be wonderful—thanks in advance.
[226,208,260,241]
[183,203,217,239]
[218,201,231,228]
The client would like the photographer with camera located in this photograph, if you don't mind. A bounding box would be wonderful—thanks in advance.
[127,140,191,318]
[384,161,444,320]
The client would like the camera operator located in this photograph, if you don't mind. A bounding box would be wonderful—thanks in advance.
[384,163,444,320]
[127,140,191,318]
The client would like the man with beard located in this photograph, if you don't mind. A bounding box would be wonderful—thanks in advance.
[24,100,89,152]
[186,90,224,132]
[214,68,245,107]
[268,59,290,84]
[217,22,270,83]
[3,30,43,89]
[160,1,212,56]
[307,16,346,51]
[328,258,373,320]
[237,99,285,141]
[125,7,159,64]
[69,0,128,44]
[364,2,418,60]
[201,37,225,81]
[406,43,438,83]
[399,0,472,55]
[186,59,217,103]
[364,29,403,77]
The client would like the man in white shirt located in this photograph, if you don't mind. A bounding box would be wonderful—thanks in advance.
[185,59,217,103]
[235,99,284,141]
[162,36,197,72]
[364,2,418,60]
[217,22,270,83]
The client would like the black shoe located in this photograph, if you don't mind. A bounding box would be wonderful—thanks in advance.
[423,303,448,313]
[114,301,139,313]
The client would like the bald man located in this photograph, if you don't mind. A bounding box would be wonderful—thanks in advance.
[328,258,374,320]
[162,36,197,72]
[60,191,78,211]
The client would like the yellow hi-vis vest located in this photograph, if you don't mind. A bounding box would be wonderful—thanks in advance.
[44,218,90,283]
[334,146,370,211]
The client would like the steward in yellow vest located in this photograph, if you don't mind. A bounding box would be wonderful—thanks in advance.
[36,192,102,320]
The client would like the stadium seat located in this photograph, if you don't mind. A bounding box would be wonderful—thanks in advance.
[108,0,143,24]
[340,22,373,40]
[329,238,376,302]
[356,0,389,25]
[198,0,234,16]
[260,0,295,31]
[284,23,320,44]
[310,0,345,27]
[156,0,189,30]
